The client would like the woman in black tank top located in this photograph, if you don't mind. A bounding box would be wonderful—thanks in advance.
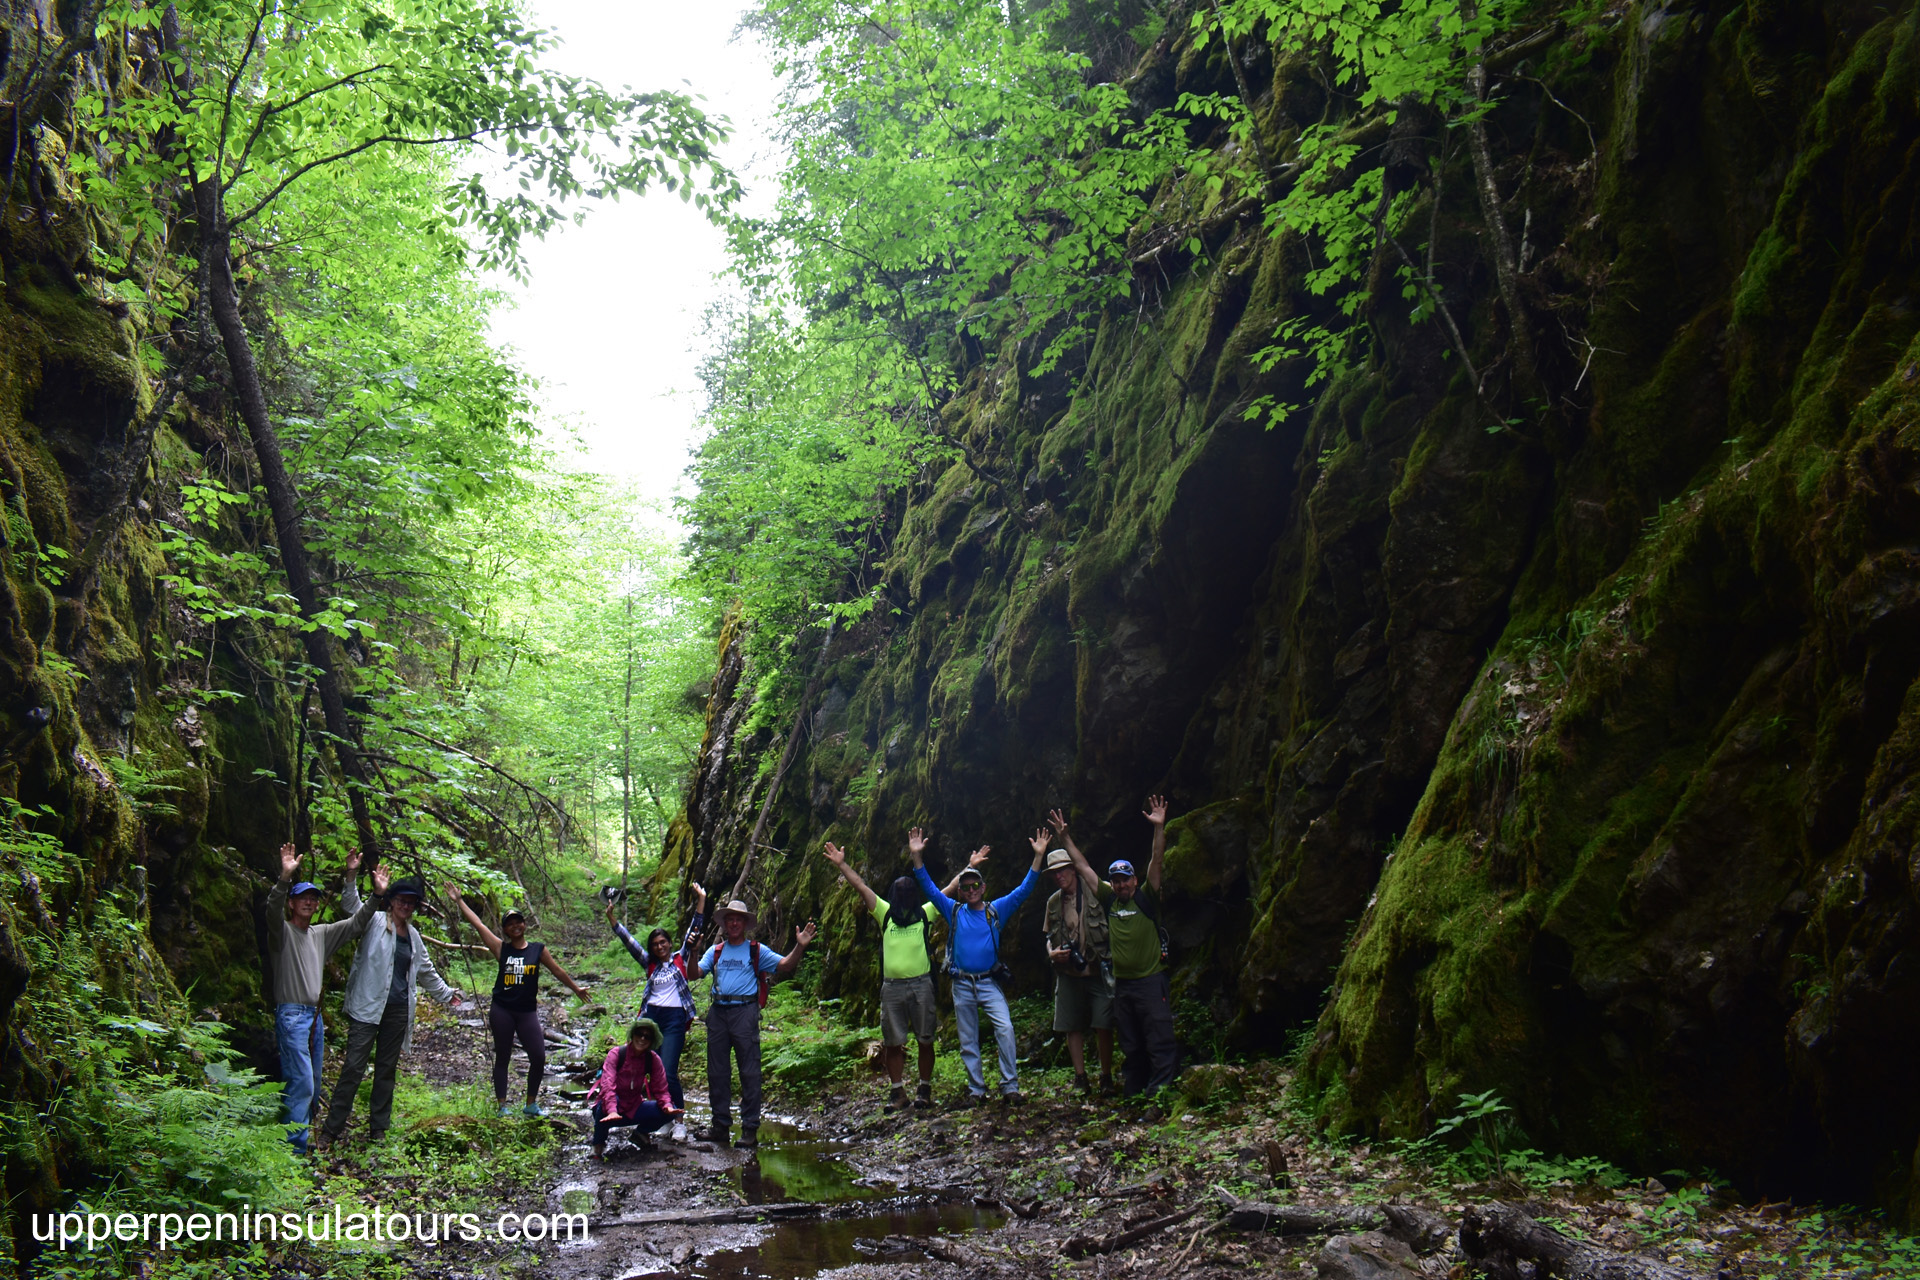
[447,886,594,1117]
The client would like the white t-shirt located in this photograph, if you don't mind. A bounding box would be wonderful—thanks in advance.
[645,962,684,1009]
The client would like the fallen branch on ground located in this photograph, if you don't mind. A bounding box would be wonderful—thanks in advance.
[1462,1202,1705,1280]
[1227,1202,1387,1233]
[1063,1206,1200,1258]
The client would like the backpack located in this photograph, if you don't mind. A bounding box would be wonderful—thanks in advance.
[710,939,769,1007]
[943,903,1014,992]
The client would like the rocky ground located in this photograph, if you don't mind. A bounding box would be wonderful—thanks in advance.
[294,999,1915,1280]
[276,909,1913,1280]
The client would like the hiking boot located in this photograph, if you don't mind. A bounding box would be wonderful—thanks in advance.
[313,1128,337,1153]
[707,1125,731,1148]
[914,1082,934,1110]
[888,1085,909,1111]
[1098,1075,1118,1098]
[954,1093,987,1110]
[1001,1090,1027,1107]
[1072,1073,1092,1096]
[737,1126,759,1149]
[592,1141,607,1161]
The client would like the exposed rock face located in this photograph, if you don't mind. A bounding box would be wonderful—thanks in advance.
[670,0,1920,1213]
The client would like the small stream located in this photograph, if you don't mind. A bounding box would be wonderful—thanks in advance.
[700,1120,1002,1279]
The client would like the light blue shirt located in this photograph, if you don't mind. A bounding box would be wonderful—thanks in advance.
[696,939,784,1002]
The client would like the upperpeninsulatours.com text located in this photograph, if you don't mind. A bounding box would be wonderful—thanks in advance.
[32,1205,589,1251]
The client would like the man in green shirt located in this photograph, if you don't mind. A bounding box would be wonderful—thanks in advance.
[821,840,980,1110]
[1051,797,1178,1096]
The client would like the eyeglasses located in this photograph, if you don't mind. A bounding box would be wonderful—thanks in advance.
[961,882,984,893]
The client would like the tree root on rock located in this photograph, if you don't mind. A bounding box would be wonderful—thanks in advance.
[1462,1202,1708,1280]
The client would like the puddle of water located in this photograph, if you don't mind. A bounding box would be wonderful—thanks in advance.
[694,1202,1004,1280]
[731,1122,880,1206]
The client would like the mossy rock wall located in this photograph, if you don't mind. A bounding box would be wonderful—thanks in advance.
[0,68,318,1233]
[671,0,1920,1212]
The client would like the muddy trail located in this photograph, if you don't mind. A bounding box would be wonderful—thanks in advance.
[300,924,1903,1280]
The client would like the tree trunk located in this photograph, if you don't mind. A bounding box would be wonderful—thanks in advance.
[165,7,382,864]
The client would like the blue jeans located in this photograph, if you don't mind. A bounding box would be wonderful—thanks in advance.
[275,1003,324,1152]
[951,974,1018,1097]
[644,1004,692,1110]
[592,1099,669,1146]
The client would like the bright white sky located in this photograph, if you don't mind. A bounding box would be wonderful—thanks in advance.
[486,1,781,513]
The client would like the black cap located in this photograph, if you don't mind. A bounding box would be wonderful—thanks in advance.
[386,876,425,901]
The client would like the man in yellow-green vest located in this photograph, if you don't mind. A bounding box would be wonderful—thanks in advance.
[820,839,983,1111]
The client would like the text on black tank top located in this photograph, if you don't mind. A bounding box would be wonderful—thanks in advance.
[494,941,545,1011]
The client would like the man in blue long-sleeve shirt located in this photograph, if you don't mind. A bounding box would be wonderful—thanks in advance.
[911,826,1045,1106]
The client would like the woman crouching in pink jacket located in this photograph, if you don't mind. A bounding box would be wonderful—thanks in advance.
[588,1019,682,1160]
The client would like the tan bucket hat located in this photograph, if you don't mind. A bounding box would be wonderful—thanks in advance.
[1044,849,1073,872]
[716,898,758,929]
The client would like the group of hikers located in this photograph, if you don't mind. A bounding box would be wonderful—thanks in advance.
[264,797,1178,1158]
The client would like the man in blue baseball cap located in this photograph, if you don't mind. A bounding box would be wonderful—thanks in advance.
[267,843,375,1153]
[1048,796,1178,1096]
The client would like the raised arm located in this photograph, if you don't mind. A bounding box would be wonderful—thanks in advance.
[267,843,297,923]
[1048,809,1099,890]
[340,847,364,914]
[679,881,708,962]
[907,827,956,918]
[941,846,990,898]
[773,920,818,980]
[444,885,503,959]
[1143,794,1169,894]
[604,898,651,965]
[540,948,592,1002]
[821,843,878,912]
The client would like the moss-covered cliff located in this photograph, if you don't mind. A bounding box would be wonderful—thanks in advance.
[668,0,1920,1212]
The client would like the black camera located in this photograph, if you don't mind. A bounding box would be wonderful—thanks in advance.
[1066,941,1087,972]
[598,886,627,904]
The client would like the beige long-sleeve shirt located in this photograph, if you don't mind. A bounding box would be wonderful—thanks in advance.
[266,876,375,1006]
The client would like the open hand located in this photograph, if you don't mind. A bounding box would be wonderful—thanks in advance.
[1029,827,1050,857]
[822,841,847,866]
[690,881,707,907]
[345,849,362,875]
[906,827,927,857]
[442,882,462,903]
[795,920,819,947]
[1047,808,1069,836]
[574,986,592,1003]
[278,843,301,881]
[1143,795,1169,826]
[970,846,991,868]
[372,864,392,895]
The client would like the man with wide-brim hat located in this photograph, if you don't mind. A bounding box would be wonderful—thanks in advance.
[266,842,375,1153]
[691,896,817,1148]
[319,867,463,1149]
[1040,840,1116,1097]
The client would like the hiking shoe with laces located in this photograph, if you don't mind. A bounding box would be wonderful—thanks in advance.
[888,1085,909,1111]
[737,1126,759,1149]
[1098,1075,1118,1098]
[707,1126,731,1148]
[914,1082,934,1110]
[1001,1090,1027,1107]
[522,1102,547,1117]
